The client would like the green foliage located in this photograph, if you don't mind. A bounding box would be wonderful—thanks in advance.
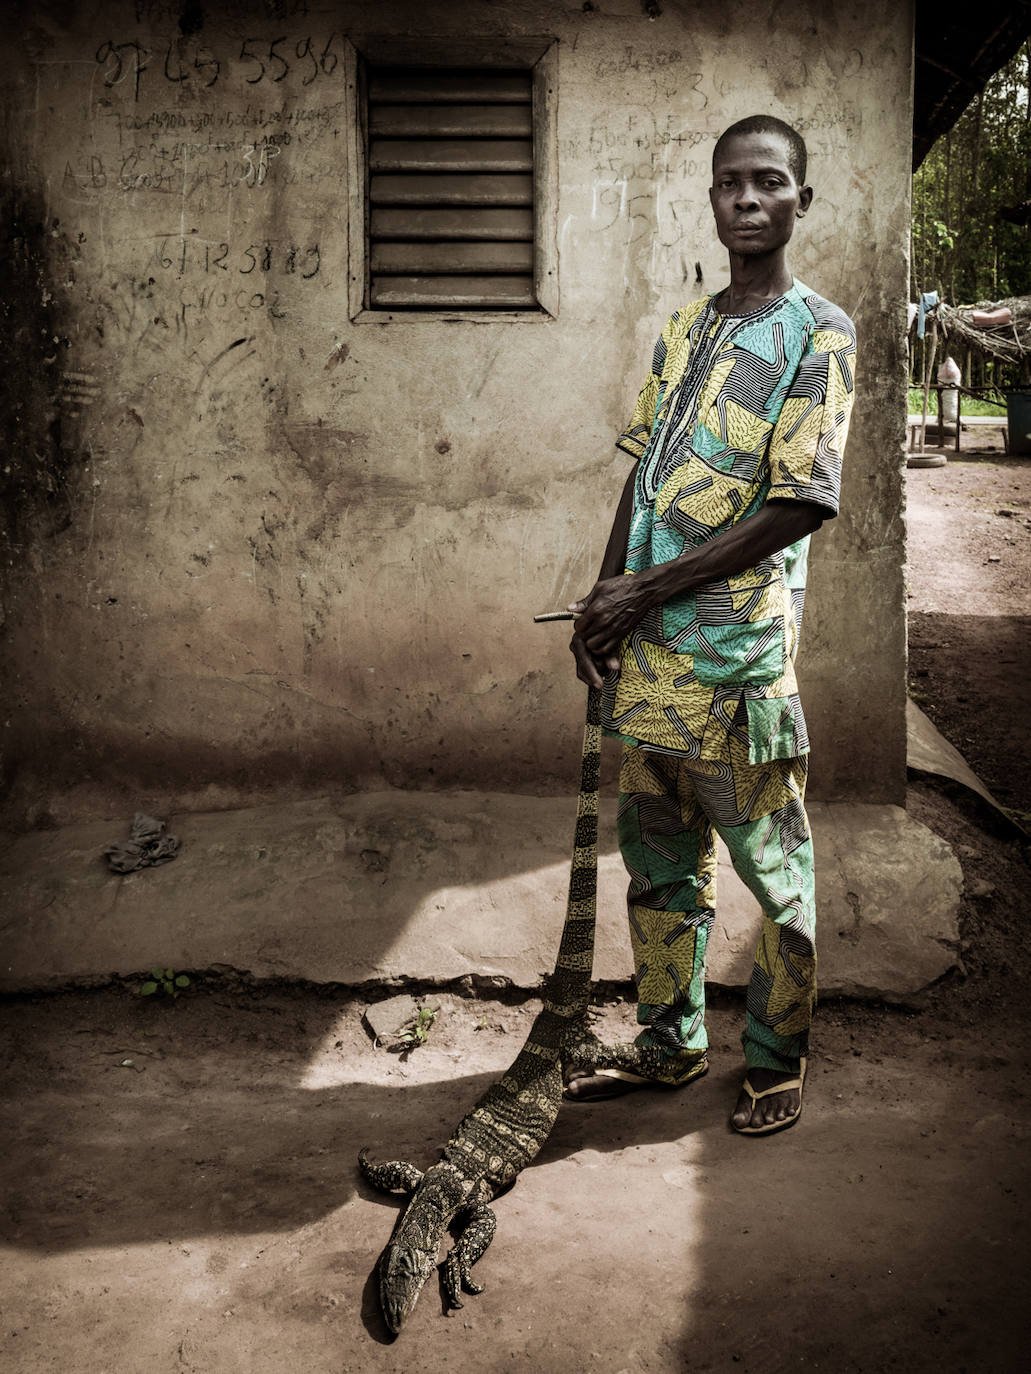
[907,387,1006,416]
[929,219,957,254]
[913,41,1031,309]
[139,967,191,999]
[396,1005,438,1047]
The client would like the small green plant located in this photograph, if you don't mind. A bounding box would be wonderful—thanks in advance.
[139,967,191,998]
[397,1005,437,1047]
[907,386,1006,417]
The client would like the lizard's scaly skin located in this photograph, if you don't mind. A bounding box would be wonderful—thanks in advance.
[359,687,603,1334]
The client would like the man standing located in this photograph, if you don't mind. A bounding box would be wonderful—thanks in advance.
[565,116,856,1135]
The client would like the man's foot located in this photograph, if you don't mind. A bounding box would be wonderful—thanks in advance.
[730,1063,806,1135]
[563,1068,643,1101]
[563,1056,709,1102]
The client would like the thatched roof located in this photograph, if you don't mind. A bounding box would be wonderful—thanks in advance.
[939,297,1031,364]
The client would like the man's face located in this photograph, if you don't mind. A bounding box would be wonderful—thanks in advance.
[709,132,812,258]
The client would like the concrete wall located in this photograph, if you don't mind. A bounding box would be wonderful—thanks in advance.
[0,0,912,823]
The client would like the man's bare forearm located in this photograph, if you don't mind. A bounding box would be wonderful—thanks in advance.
[641,499,824,605]
[566,462,637,687]
[597,461,638,581]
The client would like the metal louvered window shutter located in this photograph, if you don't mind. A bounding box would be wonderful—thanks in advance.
[367,66,537,312]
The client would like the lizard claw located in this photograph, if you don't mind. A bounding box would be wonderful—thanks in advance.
[443,1252,465,1309]
[444,1250,485,1307]
[464,1275,486,1296]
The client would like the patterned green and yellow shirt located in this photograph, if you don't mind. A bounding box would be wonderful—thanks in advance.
[600,280,857,764]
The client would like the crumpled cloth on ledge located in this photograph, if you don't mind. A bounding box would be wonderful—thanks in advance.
[104,813,180,873]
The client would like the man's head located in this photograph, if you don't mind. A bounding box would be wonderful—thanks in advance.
[713,116,807,185]
[709,116,812,260]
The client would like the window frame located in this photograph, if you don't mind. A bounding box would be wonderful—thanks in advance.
[345,35,559,323]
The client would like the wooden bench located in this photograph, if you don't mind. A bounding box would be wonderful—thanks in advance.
[907,407,1008,453]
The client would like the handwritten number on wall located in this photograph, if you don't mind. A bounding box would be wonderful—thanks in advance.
[295,37,318,86]
[239,39,264,84]
[164,41,188,84]
[96,41,150,102]
[161,40,220,88]
[96,34,341,98]
[268,38,290,82]
[318,36,338,75]
[160,238,321,280]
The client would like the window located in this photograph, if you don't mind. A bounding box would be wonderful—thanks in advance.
[346,39,558,320]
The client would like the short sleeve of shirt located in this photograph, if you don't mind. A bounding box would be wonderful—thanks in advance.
[766,311,857,518]
[615,314,678,460]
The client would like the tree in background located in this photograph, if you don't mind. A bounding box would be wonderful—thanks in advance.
[912,39,1031,387]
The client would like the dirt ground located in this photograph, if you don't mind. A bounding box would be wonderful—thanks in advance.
[906,443,1031,818]
[2,444,1030,1374]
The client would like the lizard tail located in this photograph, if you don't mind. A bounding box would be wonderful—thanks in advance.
[545,685,601,1014]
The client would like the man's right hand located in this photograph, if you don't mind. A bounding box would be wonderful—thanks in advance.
[566,461,640,691]
[569,587,621,689]
[569,630,610,689]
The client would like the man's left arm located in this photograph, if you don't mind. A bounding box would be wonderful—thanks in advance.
[571,310,857,661]
[569,499,826,660]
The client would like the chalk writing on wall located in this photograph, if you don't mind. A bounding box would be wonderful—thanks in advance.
[63,116,342,196]
[559,82,863,295]
[47,19,352,340]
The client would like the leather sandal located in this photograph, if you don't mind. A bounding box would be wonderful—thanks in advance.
[563,1056,709,1102]
[732,1058,807,1136]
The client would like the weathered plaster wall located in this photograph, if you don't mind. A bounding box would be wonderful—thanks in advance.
[0,0,911,820]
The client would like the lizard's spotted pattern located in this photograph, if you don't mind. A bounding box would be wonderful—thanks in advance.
[358,687,604,1334]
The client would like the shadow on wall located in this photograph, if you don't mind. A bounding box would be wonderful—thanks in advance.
[0,788,630,991]
[0,655,605,827]
[0,185,96,805]
[0,189,75,548]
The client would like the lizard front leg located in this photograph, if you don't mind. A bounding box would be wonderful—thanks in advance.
[562,1029,604,1076]
[562,1036,708,1088]
[443,1203,497,1309]
[358,1148,424,1195]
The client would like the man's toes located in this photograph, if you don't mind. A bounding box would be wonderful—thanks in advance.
[564,1073,606,1099]
[731,1094,754,1129]
[732,1080,800,1130]
[564,1072,640,1100]
[764,1090,797,1125]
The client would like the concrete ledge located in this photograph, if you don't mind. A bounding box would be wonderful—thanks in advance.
[0,794,961,998]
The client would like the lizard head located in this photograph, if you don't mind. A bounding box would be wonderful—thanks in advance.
[378,1240,437,1334]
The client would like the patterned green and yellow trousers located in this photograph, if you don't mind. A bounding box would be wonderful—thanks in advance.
[618,734,816,1078]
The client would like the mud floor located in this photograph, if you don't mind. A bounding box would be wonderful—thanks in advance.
[2,453,1030,1374]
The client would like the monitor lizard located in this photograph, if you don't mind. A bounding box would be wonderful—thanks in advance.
[358,685,606,1334]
